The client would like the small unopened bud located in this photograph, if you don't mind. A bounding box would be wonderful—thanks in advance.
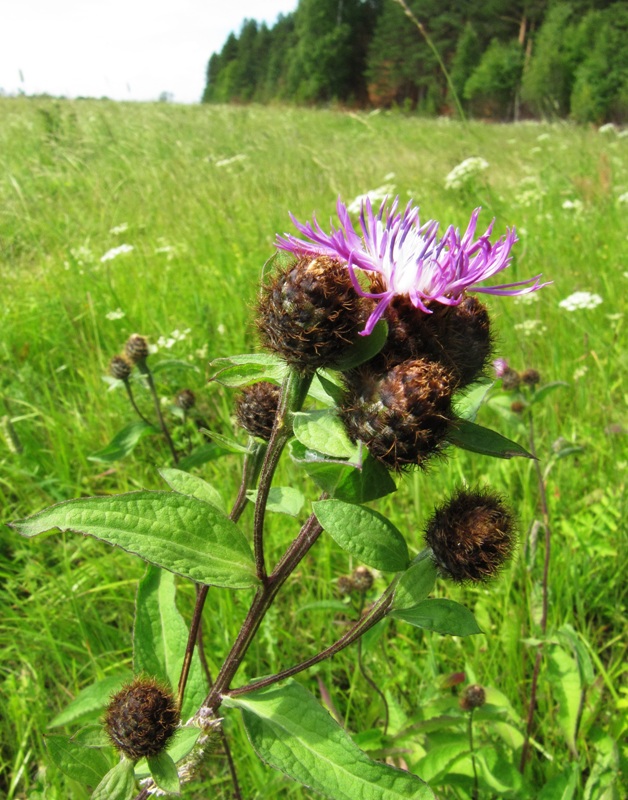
[521,368,540,386]
[257,256,369,372]
[235,382,281,441]
[175,389,196,411]
[340,358,455,471]
[109,355,132,381]
[425,487,516,583]
[459,684,486,711]
[104,677,179,761]
[124,334,150,364]
[351,566,374,593]
[501,368,521,391]
[336,575,355,596]
[510,400,526,414]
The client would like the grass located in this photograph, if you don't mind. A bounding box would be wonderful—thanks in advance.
[0,97,626,798]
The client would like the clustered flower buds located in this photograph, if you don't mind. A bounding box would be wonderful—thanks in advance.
[104,677,179,761]
[425,487,516,583]
[235,381,281,441]
[257,256,370,372]
[459,684,486,711]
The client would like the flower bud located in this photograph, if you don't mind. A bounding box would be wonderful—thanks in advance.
[257,256,369,371]
[104,677,179,761]
[175,389,196,411]
[109,355,132,381]
[336,575,355,596]
[235,381,281,441]
[373,296,493,388]
[510,400,525,414]
[351,565,374,593]
[459,684,486,711]
[521,368,540,386]
[500,368,521,391]
[425,487,516,583]
[340,358,455,471]
[124,334,150,365]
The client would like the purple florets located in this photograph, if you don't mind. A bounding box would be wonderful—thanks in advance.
[277,197,548,336]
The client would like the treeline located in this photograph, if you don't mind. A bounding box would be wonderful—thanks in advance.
[202,0,628,123]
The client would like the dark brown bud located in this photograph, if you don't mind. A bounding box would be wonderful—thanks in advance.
[257,256,369,372]
[521,368,541,386]
[340,358,455,471]
[501,368,521,391]
[124,334,150,364]
[368,295,493,389]
[175,389,196,411]
[459,684,486,711]
[425,487,516,583]
[235,381,281,441]
[336,575,355,596]
[510,400,526,414]
[109,355,132,381]
[351,565,374,593]
[104,677,179,761]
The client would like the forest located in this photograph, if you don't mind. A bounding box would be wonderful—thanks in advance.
[202,0,628,123]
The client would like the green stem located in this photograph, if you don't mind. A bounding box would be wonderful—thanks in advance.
[123,379,152,426]
[469,709,479,800]
[137,359,179,465]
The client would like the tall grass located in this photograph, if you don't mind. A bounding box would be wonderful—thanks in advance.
[1,97,626,798]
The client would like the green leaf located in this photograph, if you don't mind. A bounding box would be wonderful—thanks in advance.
[247,487,304,517]
[311,371,344,404]
[88,421,159,463]
[49,674,132,728]
[134,566,206,719]
[199,430,251,453]
[11,491,258,588]
[392,556,437,610]
[289,441,396,503]
[453,380,493,422]
[159,467,226,512]
[147,750,180,795]
[538,764,579,800]
[292,410,359,460]
[313,499,409,572]
[546,643,582,755]
[329,320,388,371]
[91,758,136,800]
[177,443,233,471]
[210,353,287,387]
[531,381,570,405]
[46,734,112,786]
[448,419,534,459]
[134,727,201,779]
[224,681,434,800]
[390,599,482,636]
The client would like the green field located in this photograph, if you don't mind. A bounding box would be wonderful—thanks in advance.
[1,97,626,799]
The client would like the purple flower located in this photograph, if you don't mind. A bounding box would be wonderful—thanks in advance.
[277,197,548,335]
[493,358,510,378]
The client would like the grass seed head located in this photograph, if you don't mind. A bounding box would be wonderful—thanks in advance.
[425,487,516,583]
[104,677,179,761]
[257,256,369,372]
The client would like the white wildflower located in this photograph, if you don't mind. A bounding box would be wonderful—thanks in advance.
[536,133,551,141]
[216,324,226,336]
[598,123,617,134]
[348,183,396,214]
[573,365,588,381]
[444,157,489,190]
[559,291,603,311]
[105,308,125,321]
[101,244,134,262]
[514,319,547,336]
[514,292,540,306]
[215,154,247,167]
[109,223,129,235]
[562,199,583,212]
[617,192,628,205]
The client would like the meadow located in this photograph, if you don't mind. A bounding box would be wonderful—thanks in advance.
[0,97,626,798]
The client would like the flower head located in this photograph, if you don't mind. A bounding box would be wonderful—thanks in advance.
[277,197,547,336]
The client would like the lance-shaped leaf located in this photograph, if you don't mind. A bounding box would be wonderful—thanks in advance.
[247,487,304,517]
[159,467,226,512]
[448,419,533,459]
[10,491,257,588]
[292,410,360,460]
[313,499,409,572]
[49,673,133,728]
[91,758,136,800]
[89,421,159,463]
[147,750,180,795]
[453,380,493,422]
[46,734,112,786]
[392,556,437,610]
[134,566,207,719]
[390,598,481,636]
[329,320,388,371]
[210,353,287,387]
[224,681,434,800]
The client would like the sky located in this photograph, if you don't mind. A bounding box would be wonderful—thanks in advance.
[0,0,299,104]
